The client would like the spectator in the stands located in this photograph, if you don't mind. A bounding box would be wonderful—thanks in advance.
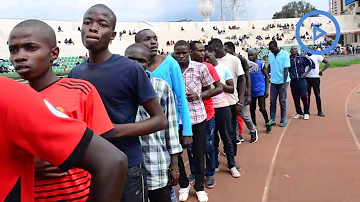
[181,27,184,31]
[68,38,74,45]
[78,26,81,31]
[58,26,63,32]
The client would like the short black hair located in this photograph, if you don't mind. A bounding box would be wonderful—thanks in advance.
[208,38,223,47]
[85,4,117,31]
[190,41,202,50]
[174,40,190,49]
[205,45,215,52]
[135,29,151,43]
[248,49,257,56]
[11,19,57,48]
[124,43,150,59]
[224,41,235,50]
[269,40,278,47]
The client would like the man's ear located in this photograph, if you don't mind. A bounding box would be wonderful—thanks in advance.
[51,47,60,63]
[111,31,117,41]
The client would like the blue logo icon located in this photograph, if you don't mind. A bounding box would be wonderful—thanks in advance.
[296,10,341,55]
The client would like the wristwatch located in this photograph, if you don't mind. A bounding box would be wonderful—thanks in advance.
[197,93,202,100]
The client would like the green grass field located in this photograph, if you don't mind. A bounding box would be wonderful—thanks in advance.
[320,59,360,69]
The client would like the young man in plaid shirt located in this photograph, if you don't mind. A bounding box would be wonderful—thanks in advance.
[125,43,182,202]
[173,40,215,202]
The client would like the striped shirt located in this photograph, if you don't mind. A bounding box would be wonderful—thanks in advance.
[137,75,182,190]
[34,78,115,201]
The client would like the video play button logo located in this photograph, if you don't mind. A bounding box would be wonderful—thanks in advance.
[313,25,327,41]
[296,10,341,55]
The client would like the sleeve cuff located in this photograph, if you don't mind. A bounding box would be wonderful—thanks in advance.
[59,128,94,172]
[100,128,116,139]
[182,131,193,137]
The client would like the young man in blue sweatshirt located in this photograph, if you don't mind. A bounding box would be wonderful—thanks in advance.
[289,46,315,120]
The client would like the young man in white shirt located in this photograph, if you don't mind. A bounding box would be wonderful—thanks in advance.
[306,48,330,117]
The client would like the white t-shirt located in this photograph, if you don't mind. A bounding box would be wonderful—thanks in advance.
[307,54,324,78]
[217,53,245,105]
[213,63,233,108]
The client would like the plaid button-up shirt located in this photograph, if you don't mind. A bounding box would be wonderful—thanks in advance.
[182,61,215,125]
[137,75,182,190]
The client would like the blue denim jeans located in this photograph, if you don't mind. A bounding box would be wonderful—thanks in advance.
[270,82,289,124]
[170,186,177,202]
[187,117,216,177]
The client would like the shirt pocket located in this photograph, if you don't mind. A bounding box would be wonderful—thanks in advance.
[185,73,201,93]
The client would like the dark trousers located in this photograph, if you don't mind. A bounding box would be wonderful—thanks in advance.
[214,106,236,169]
[229,104,239,156]
[290,79,309,115]
[178,121,206,191]
[188,117,216,177]
[306,78,323,114]
[250,96,270,126]
[121,163,148,202]
[148,186,171,202]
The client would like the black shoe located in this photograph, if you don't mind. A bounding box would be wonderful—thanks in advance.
[318,112,325,117]
[250,129,258,143]
[266,124,272,134]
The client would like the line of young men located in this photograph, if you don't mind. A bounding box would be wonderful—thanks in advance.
[2,4,329,202]
[132,28,248,201]
[1,4,249,202]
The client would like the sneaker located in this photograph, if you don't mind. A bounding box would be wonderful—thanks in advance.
[239,135,244,142]
[318,112,325,117]
[179,185,190,201]
[293,114,303,119]
[188,174,195,184]
[230,167,241,178]
[205,176,216,189]
[235,163,241,171]
[266,124,272,134]
[269,119,276,126]
[236,139,242,145]
[250,129,258,143]
[304,114,310,120]
[279,122,287,127]
[196,191,208,202]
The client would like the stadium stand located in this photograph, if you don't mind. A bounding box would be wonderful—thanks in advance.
[0,14,359,76]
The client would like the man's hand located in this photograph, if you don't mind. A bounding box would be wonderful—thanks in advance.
[235,103,243,114]
[112,123,124,138]
[301,72,308,78]
[281,84,286,92]
[319,71,323,76]
[264,92,269,98]
[181,136,193,148]
[186,92,198,102]
[247,95,252,104]
[35,158,68,178]
[168,167,180,186]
